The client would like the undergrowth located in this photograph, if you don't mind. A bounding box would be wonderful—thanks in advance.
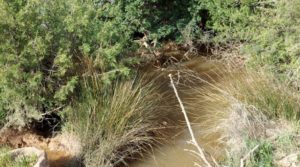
[229,71,300,120]
[176,64,300,166]
[64,76,173,167]
[247,140,273,167]
[0,0,299,167]
[0,0,299,133]
[0,147,37,167]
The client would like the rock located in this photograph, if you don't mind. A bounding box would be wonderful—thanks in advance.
[9,147,49,167]
[276,153,299,167]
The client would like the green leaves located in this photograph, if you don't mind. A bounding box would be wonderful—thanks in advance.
[246,140,274,167]
[54,76,78,102]
[0,0,137,127]
[0,0,296,129]
[54,52,72,77]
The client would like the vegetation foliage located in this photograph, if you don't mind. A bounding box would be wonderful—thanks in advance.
[64,77,171,167]
[1,0,299,126]
[0,147,37,167]
[0,0,134,127]
[0,0,300,166]
[247,140,273,167]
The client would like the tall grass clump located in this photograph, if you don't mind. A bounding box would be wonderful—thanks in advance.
[186,66,300,122]
[226,71,300,120]
[173,62,300,166]
[64,76,171,167]
[222,70,300,166]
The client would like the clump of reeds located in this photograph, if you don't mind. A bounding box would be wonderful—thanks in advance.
[175,64,300,166]
[64,75,177,167]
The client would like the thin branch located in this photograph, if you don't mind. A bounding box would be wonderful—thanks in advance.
[240,144,260,167]
[169,74,217,167]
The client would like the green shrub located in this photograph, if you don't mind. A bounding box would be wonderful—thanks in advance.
[239,0,300,80]
[190,0,300,82]
[0,0,210,128]
[1,0,299,130]
[188,0,262,41]
[0,0,135,127]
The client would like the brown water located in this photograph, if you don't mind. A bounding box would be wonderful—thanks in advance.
[132,127,224,167]
[132,57,229,167]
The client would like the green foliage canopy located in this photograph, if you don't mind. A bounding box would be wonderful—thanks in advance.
[0,0,133,126]
[0,0,299,127]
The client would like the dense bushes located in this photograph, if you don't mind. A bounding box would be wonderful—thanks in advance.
[0,0,198,127]
[1,1,300,167]
[196,0,300,82]
[0,0,134,127]
[244,0,300,81]
[0,0,200,127]
[0,0,299,128]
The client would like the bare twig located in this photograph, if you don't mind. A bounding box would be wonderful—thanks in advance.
[169,74,218,167]
[240,144,260,167]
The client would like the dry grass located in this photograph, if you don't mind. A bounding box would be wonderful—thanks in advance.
[64,75,179,167]
[174,64,300,166]
[64,56,300,167]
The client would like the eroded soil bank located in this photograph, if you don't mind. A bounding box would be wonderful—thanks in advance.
[0,129,81,167]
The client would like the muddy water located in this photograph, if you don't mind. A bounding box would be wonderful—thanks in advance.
[45,149,74,167]
[132,126,224,167]
[132,58,228,167]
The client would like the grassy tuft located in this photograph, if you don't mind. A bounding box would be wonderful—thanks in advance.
[0,147,37,167]
[247,140,273,167]
[64,76,174,167]
[174,62,300,166]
